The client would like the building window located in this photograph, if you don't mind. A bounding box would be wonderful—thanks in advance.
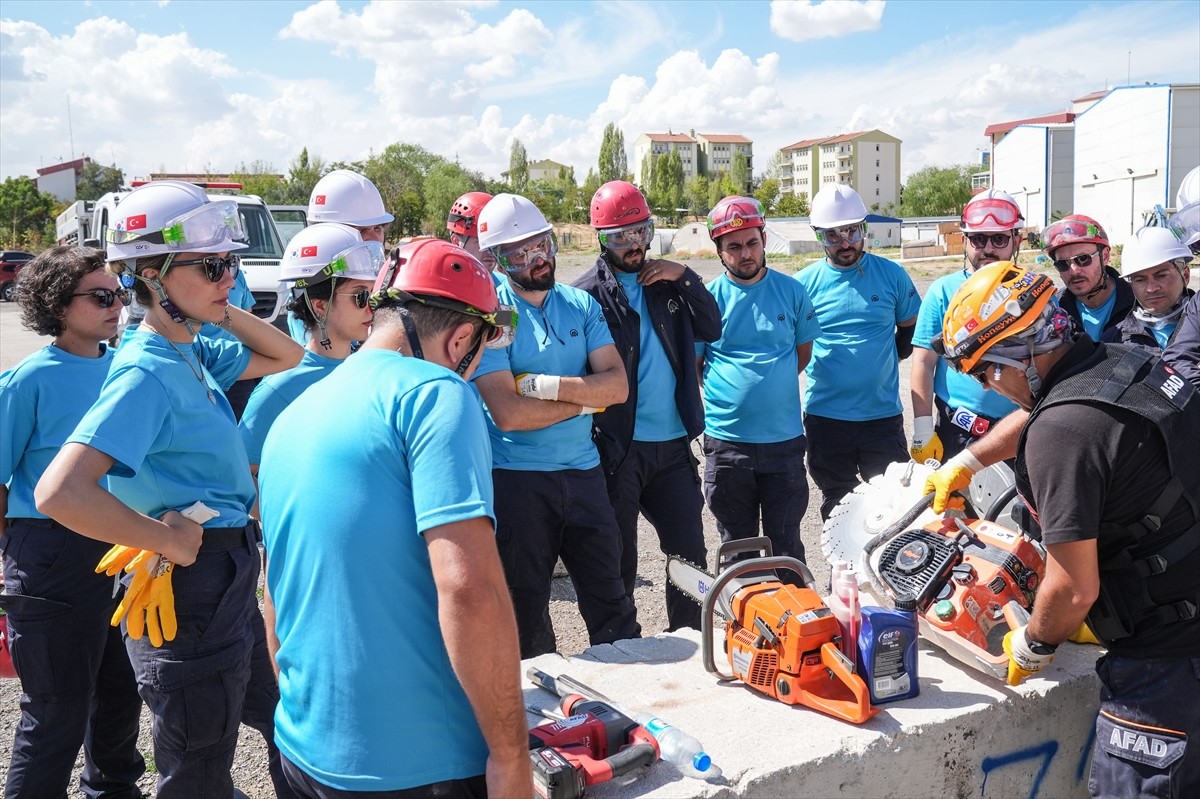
[876,189,880,196]
[876,174,880,182]
[876,159,880,167]
[875,144,880,151]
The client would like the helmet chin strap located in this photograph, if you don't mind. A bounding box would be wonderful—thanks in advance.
[131,256,204,337]
[303,278,335,350]
[1080,268,1110,303]
[397,306,425,361]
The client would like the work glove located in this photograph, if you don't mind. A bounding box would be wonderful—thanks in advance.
[923,449,982,513]
[909,416,944,464]
[96,544,141,576]
[1068,621,1101,646]
[578,406,605,415]
[1002,625,1056,686]
[515,373,561,401]
[110,549,159,630]
[127,562,177,647]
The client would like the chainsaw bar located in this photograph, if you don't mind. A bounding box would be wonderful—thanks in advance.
[666,557,732,620]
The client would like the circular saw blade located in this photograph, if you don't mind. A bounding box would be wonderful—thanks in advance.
[821,460,940,596]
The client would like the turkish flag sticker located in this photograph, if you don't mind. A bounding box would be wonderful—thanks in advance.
[126,214,147,230]
[300,246,318,257]
[313,195,326,205]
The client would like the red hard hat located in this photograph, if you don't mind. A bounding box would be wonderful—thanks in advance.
[1042,214,1109,255]
[372,238,499,316]
[707,196,765,240]
[447,192,493,236]
[590,180,650,229]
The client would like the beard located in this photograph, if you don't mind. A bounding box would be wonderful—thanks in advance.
[828,241,864,267]
[725,252,765,281]
[611,246,646,273]
[509,260,556,292]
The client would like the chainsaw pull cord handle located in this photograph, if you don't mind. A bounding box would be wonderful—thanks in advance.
[702,556,816,678]
[862,491,936,558]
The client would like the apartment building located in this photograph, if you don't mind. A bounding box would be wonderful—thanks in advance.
[632,133,700,184]
[695,133,754,190]
[778,130,901,209]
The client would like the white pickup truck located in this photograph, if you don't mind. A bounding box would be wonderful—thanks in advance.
[58,183,289,323]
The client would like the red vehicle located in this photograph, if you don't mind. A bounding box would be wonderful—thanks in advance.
[0,250,34,302]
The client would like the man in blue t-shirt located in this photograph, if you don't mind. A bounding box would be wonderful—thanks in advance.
[573,181,721,633]
[697,196,822,565]
[1042,214,1133,341]
[796,184,921,520]
[473,194,637,658]
[910,190,1022,464]
[258,240,531,798]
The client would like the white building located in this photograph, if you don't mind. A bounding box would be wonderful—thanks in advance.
[632,133,700,185]
[778,130,902,210]
[992,125,1075,231]
[695,133,754,189]
[36,157,92,202]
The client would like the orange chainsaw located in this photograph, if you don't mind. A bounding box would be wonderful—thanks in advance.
[667,538,878,725]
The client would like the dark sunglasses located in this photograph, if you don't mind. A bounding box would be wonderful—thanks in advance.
[71,287,132,309]
[965,232,1014,249]
[966,364,990,386]
[336,287,372,309]
[171,254,241,283]
[1052,250,1101,272]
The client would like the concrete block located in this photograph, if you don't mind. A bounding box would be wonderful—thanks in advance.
[523,628,1100,798]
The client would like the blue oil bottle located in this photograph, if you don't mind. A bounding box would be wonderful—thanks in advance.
[857,595,920,704]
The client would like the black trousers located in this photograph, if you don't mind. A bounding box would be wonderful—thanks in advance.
[604,438,708,633]
[493,467,639,658]
[281,754,486,798]
[804,414,907,521]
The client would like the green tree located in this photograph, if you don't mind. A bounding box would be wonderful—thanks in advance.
[508,139,529,193]
[898,164,974,217]
[230,159,288,204]
[282,147,327,205]
[422,161,478,236]
[581,168,602,210]
[755,178,780,214]
[776,192,809,217]
[353,143,444,237]
[662,149,685,223]
[598,123,628,183]
[687,175,711,217]
[75,160,124,201]
[0,176,58,248]
[731,152,751,195]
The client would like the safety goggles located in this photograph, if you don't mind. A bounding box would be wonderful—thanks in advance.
[71,287,133,309]
[1052,249,1102,272]
[816,224,865,246]
[295,242,386,288]
[447,212,476,233]
[481,304,519,349]
[965,232,1014,249]
[707,198,765,237]
[598,219,654,251]
[169,254,241,283]
[961,198,1022,230]
[336,287,372,309]
[494,232,558,273]
[108,200,245,250]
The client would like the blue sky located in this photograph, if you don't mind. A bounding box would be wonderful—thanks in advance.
[2,0,1197,184]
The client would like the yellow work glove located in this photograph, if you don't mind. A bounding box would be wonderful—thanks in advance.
[110,549,159,629]
[96,544,141,576]
[1002,625,1056,686]
[1068,621,1101,645]
[514,373,560,401]
[140,565,177,647]
[922,449,982,513]
[909,416,944,464]
[578,406,605,415]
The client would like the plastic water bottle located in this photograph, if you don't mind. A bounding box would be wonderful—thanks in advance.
[633,713,722,780]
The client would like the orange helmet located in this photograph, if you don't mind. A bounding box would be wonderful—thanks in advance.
[937,261,1060,376]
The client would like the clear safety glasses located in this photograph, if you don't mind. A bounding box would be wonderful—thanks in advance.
[961,198,1022,231]
[295,241,386,288]
[707,198,765,237]
[480,304,519,349]
[108,200,246,250]
[598,219,655,251]
[494,232,558,273]
[816,224,865,246]
[169,254,241,283]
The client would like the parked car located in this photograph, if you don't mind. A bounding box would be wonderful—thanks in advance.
[269,205,308,246]
[0,250,35,302]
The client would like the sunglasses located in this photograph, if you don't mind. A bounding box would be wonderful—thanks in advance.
[171,254,241,283]
[965,232,1014,249]
[71,287,133,309]
[336,287,372,309]
[816,225,864,246]
[965,363,991,386]
[1052,250,1102,272]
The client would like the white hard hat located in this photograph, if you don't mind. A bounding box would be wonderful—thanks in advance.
[106,180,248,262]
[1120,226,1192,278]
[308,169,394,227]
[279,223,384,286]
[477,193,552,251]
[961,189,1024,233]
[810,184,868,229]
[1169,201,1200,249]
[1177,165,1200,210]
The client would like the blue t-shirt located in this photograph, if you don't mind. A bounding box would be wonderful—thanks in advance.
[698,269,821,443]
[68,327,254,527]
[239,349,342,465]
[287,311,309,345]
[1,345,113,519]
[1153,323,1177,349]
[473,282,613,471]
[1078,289,1119,342]
[913,269,1018,421]
[615,271,687,442]
[259,350,492,791]
[794,252,922,421]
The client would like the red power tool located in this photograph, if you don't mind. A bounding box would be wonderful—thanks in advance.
[528,695,660,799]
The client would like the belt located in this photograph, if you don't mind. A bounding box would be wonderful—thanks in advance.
[199,520,262,552]
[3,517,58,529]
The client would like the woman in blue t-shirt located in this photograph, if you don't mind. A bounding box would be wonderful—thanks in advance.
[36,181,304,799]
[0,245,145,797]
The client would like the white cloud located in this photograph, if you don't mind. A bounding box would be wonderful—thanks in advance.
[769,0,885,42]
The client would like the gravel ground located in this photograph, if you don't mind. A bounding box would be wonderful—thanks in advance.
[0,252,989,796]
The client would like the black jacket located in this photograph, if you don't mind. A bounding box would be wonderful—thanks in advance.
[1101,288,1195,355]
[573,257,722,474]
[1059,266,1135,339]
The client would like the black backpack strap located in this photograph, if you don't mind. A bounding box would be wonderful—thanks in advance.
[1095,347,1152,403]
